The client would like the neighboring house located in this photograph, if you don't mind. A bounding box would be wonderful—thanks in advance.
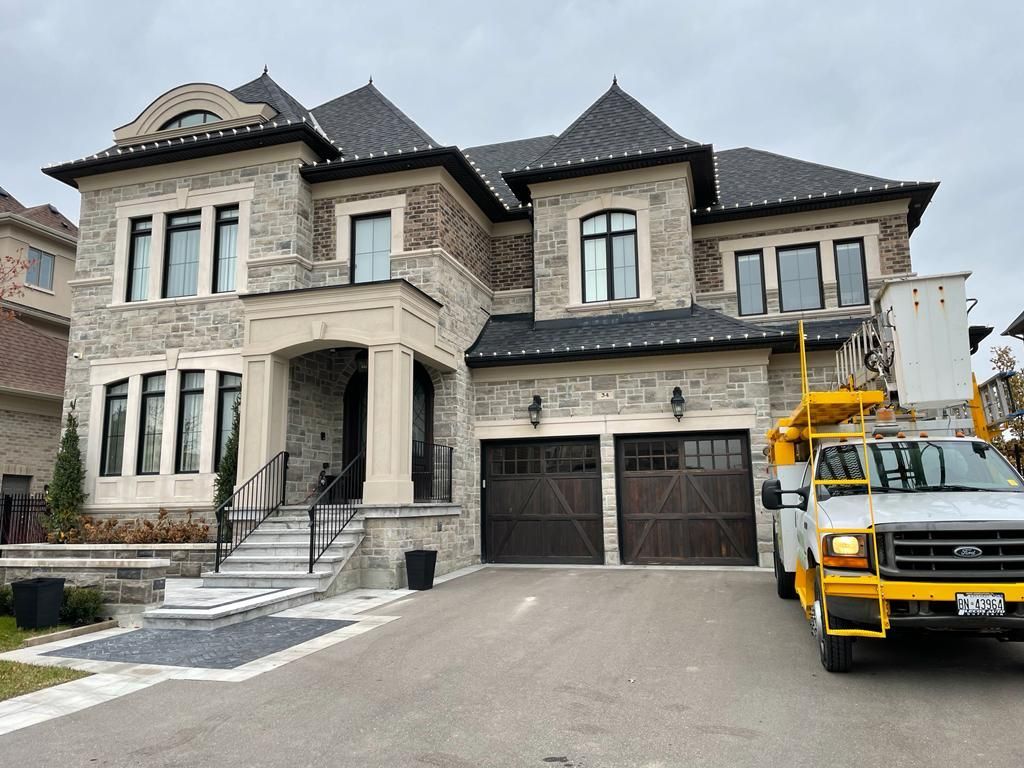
[0,185,78,495]
[42,71,947,585]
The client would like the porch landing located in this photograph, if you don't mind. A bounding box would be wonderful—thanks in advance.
[142,580,317,630]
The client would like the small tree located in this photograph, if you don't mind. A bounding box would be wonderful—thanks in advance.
[990,346,1024,472]
[213,396,240,510]
[47,404,87,536]
[0,245,30,320]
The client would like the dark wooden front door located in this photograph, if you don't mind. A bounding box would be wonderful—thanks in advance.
[617,433,756,565]
[483,439,603,564]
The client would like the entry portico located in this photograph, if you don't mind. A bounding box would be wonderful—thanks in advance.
[237,279,458,504]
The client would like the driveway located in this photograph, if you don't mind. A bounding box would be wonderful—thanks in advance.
[1,566,1022,768]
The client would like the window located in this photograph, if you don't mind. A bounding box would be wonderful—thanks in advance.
[213,206,239,293]
[834,239,868,307]
[176,372,205,473]
[126,218,152,302]
[351,213,391,283]
[581,211,638,303]
[25,248,55,291]
[1,475,32,496]
[159,111,221,131]
[101,381,129,476]
[735,250,766,315]
[777,245,823,312]
[215,372,241,469]
[163,211,201,298]
[137,374,166,475]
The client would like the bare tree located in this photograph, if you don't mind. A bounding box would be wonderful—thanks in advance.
[990,345,1024,470]
[0,244,29,320]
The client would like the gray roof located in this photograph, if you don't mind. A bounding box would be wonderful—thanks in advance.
[231,73,314,124]
[312,83,440,157]
[463,135,557,207]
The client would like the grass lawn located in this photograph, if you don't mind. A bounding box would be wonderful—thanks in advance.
[0,616,90,701]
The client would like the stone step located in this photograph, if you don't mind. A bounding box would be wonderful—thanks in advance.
[143,587,316,631]
[241,529,361,546]
[234,541,356,558]
[221,553,348,572]
[201,570,336,590]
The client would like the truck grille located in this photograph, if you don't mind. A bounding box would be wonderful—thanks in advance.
[877,523,1024,581]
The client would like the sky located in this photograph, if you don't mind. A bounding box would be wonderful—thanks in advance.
[4,0,1023,375]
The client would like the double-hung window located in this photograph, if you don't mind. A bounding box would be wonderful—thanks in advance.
[213,206,239,293]
[25,248,55,291]
[101,381,129,476]
[216,373,242,470]
[834,239,868,306]
[176,372,205,473]
[163,211,201,298]
[137,374,166,475]
[735,250,766,316]
[351,213,391,283]
[777,245,823,312]
[581,211,638,303]
[126,218,153,302]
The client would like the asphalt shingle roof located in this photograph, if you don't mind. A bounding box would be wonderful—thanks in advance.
[463,135,557,208]
[231,73,313,124]
[312,83,440,157]
[0,186,78,237]
[0,316,68,397]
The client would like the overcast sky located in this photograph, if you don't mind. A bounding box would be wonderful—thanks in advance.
[5,1,1022,374]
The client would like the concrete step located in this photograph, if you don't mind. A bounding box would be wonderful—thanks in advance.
[143,587,316,631]
[201,570,336,590]
[234,541,356,558]
[244,527,363,543]
[219,553,349,573]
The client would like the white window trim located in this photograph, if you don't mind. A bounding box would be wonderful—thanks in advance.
[334,195,406,275]
[565,194,653,311]
[112,182,254,305]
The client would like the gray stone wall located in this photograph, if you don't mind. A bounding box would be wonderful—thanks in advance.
[0,544,215,578]
[767,354,839,418]
[491,290,532,316]
[0,407,61,493]
[532,174,693,321]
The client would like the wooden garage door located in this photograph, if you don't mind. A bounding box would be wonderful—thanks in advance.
[617,433,756,565]
[483,440,603,564]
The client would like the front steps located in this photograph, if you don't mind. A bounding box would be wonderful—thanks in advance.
[143,586,316,630]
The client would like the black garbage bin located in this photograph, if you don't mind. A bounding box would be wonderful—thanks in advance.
[404,550,438,590]
[12,577,65,629]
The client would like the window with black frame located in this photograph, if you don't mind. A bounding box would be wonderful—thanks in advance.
[777,245,823,311]
[126,217,152,302]
[351,213,391,283]
[581,211,638,303]
[163,211,201,298]
[215,372,241,470]
[137,374,166,475]
[213,206,239,293]
[736,250,766,315]
[100,381,129,476]
[834,239,868,306]
[176,372,205,473]
[160,111,221,130]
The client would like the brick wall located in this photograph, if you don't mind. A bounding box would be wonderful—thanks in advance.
[491,232,533,291]
[0,407,61,492]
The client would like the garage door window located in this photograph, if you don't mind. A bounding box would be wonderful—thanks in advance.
[623,440,681,471]
[683,438,746,470]
[544,443,598,473]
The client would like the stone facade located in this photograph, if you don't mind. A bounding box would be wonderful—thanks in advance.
[0,543,216,578]
[0,408,60,493]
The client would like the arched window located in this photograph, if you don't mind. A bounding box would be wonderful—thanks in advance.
[581,211,638,302]
[159,110,221,131]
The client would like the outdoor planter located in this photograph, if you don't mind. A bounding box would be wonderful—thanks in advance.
[404,550,437,590]
[12,577,65,629]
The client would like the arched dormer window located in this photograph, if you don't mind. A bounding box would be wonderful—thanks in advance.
[581,210,638,303]
[159,110,221,131]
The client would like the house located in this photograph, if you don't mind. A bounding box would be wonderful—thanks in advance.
[43,71,942,588]
[0,185,78,496]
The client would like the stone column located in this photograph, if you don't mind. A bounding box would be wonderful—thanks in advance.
[600,433,621,565]
[237,353,289,484]
[362,343,414,504]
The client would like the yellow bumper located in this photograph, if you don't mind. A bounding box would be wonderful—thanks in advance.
[822,574,1024,602]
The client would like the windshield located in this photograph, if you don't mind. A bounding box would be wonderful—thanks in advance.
[816,440,1024,495]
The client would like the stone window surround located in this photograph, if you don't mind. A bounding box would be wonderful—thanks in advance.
[333,194,406,269]
[718,222,881,314]
[110,182,254,307]
[85,349,241,506]
[565,194,654,313]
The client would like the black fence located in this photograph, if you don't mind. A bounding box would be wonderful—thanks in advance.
[307,452,364,572]
[214,451,289,572]
[1,494,49,545]
[412,441,454,503]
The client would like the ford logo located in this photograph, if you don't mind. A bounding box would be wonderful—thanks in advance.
[953,546,983,559]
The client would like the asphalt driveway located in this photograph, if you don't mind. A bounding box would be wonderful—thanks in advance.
[1,566,1023,768]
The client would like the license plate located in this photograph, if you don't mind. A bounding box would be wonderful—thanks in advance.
[956,592,1005,616]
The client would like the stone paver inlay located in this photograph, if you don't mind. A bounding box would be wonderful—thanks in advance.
[43,617,356,669]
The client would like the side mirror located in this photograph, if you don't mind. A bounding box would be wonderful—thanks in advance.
[761,479,809,511]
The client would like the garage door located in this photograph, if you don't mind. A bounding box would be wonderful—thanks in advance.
[483,439,603,564]
[617,433,756,565]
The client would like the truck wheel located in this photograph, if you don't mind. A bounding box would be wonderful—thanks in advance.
[812,571,853,673]
[773,531,797,599]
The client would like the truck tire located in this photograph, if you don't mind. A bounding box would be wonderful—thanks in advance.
[773,531,797,600]
[813,571,854,673]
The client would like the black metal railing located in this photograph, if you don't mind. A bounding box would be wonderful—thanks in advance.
[307,452,364,573]
[412,441,454,503]
[214,451,289,572]
[0,494,49,545]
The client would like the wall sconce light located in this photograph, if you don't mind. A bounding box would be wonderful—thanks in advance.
[528,395,543,428]
[670,386,685,421]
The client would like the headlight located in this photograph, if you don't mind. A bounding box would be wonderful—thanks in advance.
[823,533,869,569]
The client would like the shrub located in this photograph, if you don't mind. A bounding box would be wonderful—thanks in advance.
[60,587,103,626]
[46,404,87,538]
[0,586,12,616]
[48,509,210,545]
[213,395,240,511]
